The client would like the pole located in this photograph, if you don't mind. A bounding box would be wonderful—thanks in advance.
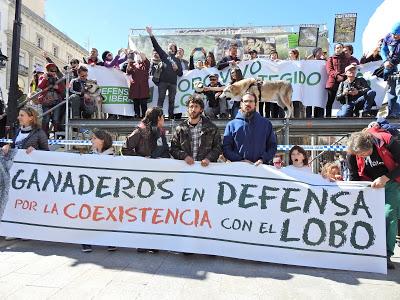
[65,68,70,150]
[6,0,22,133]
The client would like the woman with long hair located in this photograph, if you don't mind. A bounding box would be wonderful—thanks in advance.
[2,106,48,155]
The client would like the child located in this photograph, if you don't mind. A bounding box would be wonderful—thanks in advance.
[284,145,312,173]
[321,162,343,181]
[81,130,117,253]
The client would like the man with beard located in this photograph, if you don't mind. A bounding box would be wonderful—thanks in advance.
[223,92,277,165]
[146,26,183,119]
[170,95,221,166]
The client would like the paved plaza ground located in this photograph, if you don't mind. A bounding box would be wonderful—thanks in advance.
[0,238,399,300]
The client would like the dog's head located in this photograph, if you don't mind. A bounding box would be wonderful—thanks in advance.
[193,81,204,93]
[220,78,257,99]
[84,79,99,94]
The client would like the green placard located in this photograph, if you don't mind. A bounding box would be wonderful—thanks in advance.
[288,33,299,49]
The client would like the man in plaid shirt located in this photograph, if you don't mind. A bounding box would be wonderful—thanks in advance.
[170,95,221,166]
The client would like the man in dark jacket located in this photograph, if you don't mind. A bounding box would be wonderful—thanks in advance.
[217,42,241,70]
[346,128,400,269]
[69,66,94,119]
[336,63,376,117]
[170,95,221,166]
[146,26,183,119]
[223,92,277,165]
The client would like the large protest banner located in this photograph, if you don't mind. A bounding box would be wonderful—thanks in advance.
[87,60,385,117]
[0,151,386,273]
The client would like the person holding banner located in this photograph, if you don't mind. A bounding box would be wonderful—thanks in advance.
[1,106,48,154]
[170,95,221,167]
[346,128,400,269]
[223,92,277,165]
[81,130,117,253]
[146,26,183,119]
[122,107,169,159]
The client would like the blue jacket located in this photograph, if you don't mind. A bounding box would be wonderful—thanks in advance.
[381,33,400,66]
[223,111,277,163]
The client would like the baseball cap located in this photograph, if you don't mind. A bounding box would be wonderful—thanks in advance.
[345,63,357,72]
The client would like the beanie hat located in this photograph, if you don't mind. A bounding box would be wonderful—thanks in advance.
[391,22,400,35]
[102,51,111,62]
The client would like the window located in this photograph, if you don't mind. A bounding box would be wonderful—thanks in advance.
[21,24,26,39]
[66,53,72,63]
[19,52,26,66]
[53,44,59,58]
[36,34,44,49]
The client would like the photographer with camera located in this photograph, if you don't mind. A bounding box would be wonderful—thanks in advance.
[69,65,95,119]
[189,47,206,70]
[126,50,150,119]
[37,63,65,136]
[335,63,376,118]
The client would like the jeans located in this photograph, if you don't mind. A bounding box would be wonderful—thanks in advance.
[336,90,376,118]
[42,102,63,136]
[133,98,148,118]
[385,66,400,118]
[69,94,92,119]
[157,82,177,118]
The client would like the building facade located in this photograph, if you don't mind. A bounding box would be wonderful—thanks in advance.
[0,0,88,104]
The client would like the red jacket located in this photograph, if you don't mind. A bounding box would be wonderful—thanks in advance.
[325,53,351,89]
[37,74,65,105]
[356,127,400,183]
[127,59,150,100]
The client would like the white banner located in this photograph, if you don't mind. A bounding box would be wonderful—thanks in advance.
[0,151,387,273]
[86,61,386,116]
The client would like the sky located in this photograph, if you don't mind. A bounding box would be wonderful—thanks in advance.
[45,0,385,59]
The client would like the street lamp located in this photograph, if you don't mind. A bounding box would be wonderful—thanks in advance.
[0,49,8,69]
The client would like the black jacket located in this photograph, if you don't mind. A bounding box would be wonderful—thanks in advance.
[150,36,183,84]
[170,116,221,162]
[217,55,240,70]
[12,128,49,150]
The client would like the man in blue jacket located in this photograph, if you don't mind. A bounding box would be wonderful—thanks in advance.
[381,22,400,118]
[223,92,277,165]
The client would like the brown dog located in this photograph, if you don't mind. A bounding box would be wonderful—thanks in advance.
[220,78,293,118]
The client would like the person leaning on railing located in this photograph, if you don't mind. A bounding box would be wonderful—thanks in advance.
[37,63,65,136]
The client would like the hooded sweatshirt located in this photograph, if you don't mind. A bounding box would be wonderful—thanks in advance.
[223,110,277,163]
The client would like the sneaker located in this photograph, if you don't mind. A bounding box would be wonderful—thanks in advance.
[148,249,159,253]
[137,248,147,253]
[362,111,374,117]
[81,244,93,252]
[107,246,117,251]
[387,258,396,270]
[4,237,18,241]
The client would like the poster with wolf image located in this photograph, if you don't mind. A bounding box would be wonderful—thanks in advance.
[334,13,357,43]
[128,27,329,61]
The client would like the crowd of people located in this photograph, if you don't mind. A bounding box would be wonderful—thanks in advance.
[2,85,400,269]
[4,22,396,136]
[1,23,400,269]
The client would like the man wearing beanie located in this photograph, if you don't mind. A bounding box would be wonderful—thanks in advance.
[381,22,400,119]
